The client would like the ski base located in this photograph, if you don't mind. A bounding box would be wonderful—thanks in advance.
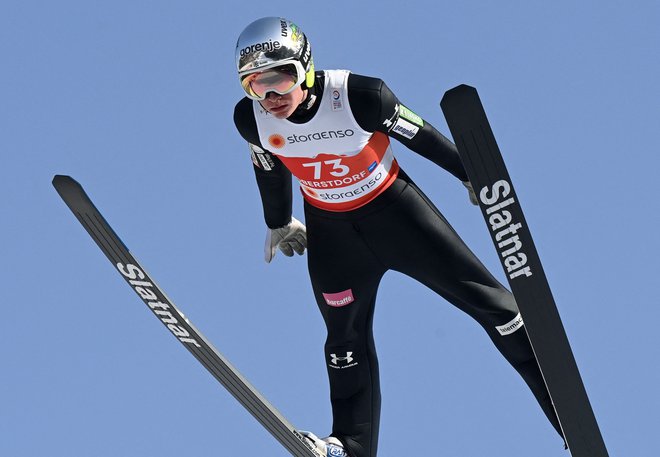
[53,175,321,457]
[440,86,608,457]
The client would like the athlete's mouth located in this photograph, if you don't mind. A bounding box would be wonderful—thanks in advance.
[269,104,289,114]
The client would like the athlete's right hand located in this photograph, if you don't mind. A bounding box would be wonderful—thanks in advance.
[264,217,307,263]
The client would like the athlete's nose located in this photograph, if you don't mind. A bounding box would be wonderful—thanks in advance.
[266,92,282,101]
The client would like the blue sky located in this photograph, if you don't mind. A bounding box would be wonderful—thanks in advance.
[2,1,659,456]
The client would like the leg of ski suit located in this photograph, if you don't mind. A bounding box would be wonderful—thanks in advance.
[305,172,561,457]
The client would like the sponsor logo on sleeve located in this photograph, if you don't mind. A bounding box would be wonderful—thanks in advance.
[249,143,274,170]
[382,103,400,130]
[250,149,259,167]
[398,105,424,126]
[392,117,419,139]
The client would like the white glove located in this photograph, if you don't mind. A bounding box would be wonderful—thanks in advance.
[264,217,307,263]
[462,180,479,206]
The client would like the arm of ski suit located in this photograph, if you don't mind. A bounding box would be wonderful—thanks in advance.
[346,73,477,205]
[234,98,295,229]
[233,98,308,262]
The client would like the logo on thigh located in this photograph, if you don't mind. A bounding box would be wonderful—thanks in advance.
[322,288,354,307]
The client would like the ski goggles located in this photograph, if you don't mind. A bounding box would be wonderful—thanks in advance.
[239,62,306,101]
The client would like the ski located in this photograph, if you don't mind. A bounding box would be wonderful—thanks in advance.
[440,85,609,457]
[52,175,321,457]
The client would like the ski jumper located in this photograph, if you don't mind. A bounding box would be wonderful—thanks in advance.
[234,70,561,457]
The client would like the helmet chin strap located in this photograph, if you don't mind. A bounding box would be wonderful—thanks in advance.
[297,82,317,111]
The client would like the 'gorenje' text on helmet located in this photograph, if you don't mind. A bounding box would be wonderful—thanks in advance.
[235,17,314,92]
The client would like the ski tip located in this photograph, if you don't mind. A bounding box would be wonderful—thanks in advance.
[52,174,80,188]
[440,84,479,106]
[52,175,85,197]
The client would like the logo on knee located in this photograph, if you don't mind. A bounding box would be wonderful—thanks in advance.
[496,313,524,336]
[322,289,355,307]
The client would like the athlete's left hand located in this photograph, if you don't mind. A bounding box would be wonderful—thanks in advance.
[264,217,307,263]
[462,180,479,206]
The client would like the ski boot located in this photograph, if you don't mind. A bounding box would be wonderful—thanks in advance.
[300,431,349,457]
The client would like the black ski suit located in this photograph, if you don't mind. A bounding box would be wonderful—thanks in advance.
[234,70,561,457]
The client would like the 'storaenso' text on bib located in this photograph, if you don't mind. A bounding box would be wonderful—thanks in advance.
[253,70,399,212]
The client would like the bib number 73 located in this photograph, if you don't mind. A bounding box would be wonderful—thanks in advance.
[302,159,350,179]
